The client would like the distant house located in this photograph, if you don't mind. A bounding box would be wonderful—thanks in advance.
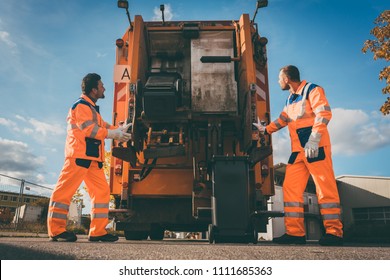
[1,189,82,226]
[337,175,390,242]
[0,190,48,225]
[0,191,47,211]
[12,204,45,223]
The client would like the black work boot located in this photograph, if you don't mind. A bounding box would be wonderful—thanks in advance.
[88,233,119,242]
[272,233,306,244]
[319,234,343,246]
[50,231,77,242]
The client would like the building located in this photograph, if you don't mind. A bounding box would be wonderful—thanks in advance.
[0,190,49,223]
[337,175,390,242]
[0,189,82,226]
[0,191,47,210]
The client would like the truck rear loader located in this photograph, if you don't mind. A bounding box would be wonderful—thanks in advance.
[109,0,278,243]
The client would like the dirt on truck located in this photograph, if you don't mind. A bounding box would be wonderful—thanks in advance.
[108,0,280,243]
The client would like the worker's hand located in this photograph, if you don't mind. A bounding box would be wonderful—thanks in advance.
[252,117,266,134]
[304,133,321,158]
[119,122,132,132]
[107,125,131,142]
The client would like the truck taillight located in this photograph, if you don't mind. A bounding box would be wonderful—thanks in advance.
[259,37,268,46]
[114,159,123,175]
[261,164,269,177]
[116,38,124,48]
[121,182,128,201]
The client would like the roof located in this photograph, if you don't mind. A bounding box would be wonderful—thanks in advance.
[336,175,390,181]
[274,163,390,181]
[0,185,51,198]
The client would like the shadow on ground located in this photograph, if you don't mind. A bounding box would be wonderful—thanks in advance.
[0,243,75,260]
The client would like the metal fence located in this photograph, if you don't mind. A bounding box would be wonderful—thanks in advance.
[0,173,53,230]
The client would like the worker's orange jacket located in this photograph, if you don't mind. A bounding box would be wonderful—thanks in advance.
[65,95,115,162]
[266,80,332,151]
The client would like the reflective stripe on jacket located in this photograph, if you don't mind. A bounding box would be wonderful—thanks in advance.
[266,80,332,152]
[65,95,114,161]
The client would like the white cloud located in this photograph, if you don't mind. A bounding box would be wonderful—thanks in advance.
[329,108,390,155]
[96,51,107,58]
[15,114,26,121]
[36,173,45,183]
[267,107,390,164]
[0,117,16,127]
[152,4,174,21]
[22,127,34,134]
[27,118,64,137]
[0,115,65,143]
[0,137,46,182]
[0,30,16,48]
[0,115,65,137]
[271,130,291,164]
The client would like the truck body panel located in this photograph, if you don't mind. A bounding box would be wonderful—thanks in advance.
[109,6,275,241]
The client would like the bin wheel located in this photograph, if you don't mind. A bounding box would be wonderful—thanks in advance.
[252,228,259,244]
[208,224,215,244]
[124,230,149,240]
[149,224,165,240]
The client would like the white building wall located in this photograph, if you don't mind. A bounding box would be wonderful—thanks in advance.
[68,201,82,225]
[259,186,285,241]
[12,205,43,223]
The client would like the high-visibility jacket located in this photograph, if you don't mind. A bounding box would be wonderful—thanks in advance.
[65,95,115,162]
[266,80,332,152]
[266,80,343,238]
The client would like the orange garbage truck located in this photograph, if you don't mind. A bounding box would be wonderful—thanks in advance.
[109,0,278,243]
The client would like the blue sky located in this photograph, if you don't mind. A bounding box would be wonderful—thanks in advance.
[0,0,389,196]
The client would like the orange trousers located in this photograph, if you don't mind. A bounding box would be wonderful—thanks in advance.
[283,146,343,237]
[47,158,110,237]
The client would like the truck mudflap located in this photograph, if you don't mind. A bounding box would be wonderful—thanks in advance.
[248,145,272,167]
[112,146,137,167]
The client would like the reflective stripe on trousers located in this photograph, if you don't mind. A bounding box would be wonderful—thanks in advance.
[47,201,70,221]
[319,202,342,224]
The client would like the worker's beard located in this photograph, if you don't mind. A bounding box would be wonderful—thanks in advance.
[282,84,290,91]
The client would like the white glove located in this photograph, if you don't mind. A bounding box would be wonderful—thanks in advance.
[107,123,132,142]
[304,133,321,158]
[252,117,266,134]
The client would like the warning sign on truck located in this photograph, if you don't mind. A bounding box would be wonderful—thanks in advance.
[114,65,131,83]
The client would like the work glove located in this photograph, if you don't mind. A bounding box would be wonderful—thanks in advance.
[252,117,267,134]
[304,133,321,158]
[107,123,132,142]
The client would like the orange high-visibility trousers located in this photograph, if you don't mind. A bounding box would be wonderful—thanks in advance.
[283,146,343,238]
[47,158,110,237]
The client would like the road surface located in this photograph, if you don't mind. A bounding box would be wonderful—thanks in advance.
[1,235,389,260]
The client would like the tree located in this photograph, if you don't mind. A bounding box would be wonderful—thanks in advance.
[30,197,50,224]
[362,10,390,115]
[72,187,85,209]
[104,151,116,209]
[103,150,112,178]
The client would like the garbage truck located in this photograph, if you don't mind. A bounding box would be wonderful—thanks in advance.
[109,0,278,243]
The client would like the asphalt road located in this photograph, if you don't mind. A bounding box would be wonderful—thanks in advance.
[1,235,389,260]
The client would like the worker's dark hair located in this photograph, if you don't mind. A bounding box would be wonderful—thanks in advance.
[81,73,101,95]
[280,65,300,82]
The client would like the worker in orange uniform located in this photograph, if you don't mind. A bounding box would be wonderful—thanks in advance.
[253,65,343,246]
[47,73,131,242]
